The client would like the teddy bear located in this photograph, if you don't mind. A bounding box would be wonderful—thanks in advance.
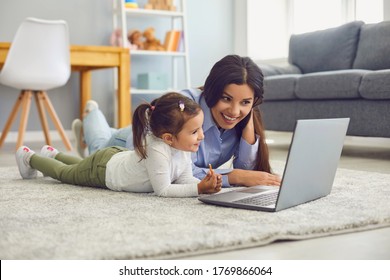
[142,27,165,51]
[128,29,144,50]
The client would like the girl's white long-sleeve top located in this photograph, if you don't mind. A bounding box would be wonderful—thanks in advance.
[105,134,200,197]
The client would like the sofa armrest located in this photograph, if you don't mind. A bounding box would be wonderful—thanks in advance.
[257,63,302,77]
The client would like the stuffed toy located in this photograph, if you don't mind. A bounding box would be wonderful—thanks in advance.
[142,27,165,51]
[128,29,144,50]
[110,28,124,47]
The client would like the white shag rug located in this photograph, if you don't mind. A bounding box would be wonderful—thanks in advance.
[1,162,389,260]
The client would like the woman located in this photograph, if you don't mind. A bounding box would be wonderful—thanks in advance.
[73,55,281,187]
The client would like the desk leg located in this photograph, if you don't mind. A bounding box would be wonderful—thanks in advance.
[117,51,131,128]
[80,70,92,119]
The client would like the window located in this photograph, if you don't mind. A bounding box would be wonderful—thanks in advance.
[240,0,384,61]
[246,0,288,61]
[355,0,383,23]
[291,0,343,34]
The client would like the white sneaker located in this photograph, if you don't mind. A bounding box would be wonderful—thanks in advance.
[15,146,37,179]
[40,145,59,158]
[84,100,99,115]
[72,118,87,158]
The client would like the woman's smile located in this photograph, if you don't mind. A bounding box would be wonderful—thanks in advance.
[221,113,240,124]
[211,84,254,129]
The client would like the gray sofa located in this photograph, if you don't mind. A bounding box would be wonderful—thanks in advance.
[258,21,390,138]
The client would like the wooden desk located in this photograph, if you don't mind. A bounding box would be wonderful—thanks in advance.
[0,42,131,127]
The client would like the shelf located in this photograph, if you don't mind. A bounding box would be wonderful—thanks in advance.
[130,50,186,56]
[113,0,190,96]
[124,8,184,18]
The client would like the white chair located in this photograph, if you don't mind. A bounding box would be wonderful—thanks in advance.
[0,17,72,150]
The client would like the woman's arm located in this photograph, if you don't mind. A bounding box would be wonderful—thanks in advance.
[229,109,281,187]
[227,169,281,187]
[241,110,256,145]
[232,109,259,170]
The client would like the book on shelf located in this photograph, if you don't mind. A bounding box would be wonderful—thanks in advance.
[163,30,182,52]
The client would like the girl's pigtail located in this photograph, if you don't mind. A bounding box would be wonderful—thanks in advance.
[132,102,153,159]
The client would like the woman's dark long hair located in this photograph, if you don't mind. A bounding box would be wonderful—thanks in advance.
[132,92,201,159]
[202,54,271,173]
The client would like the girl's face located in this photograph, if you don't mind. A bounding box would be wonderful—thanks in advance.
[211,84,254,130]
[172,110,205,152]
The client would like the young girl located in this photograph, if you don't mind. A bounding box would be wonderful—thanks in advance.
[15,92,222,197]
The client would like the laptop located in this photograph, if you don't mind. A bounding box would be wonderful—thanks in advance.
[198,118,350,212]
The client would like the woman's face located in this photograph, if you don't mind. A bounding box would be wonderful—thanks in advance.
[210,84,254,130]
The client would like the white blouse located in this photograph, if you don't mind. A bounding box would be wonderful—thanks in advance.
[105,134,200,197]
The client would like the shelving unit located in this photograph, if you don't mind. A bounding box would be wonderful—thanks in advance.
[112,0,190,95]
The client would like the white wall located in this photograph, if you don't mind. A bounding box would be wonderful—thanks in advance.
[187,0,234,87]
[0,0,234,131]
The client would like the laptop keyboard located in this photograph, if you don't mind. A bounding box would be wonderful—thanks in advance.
[233,191,278,206]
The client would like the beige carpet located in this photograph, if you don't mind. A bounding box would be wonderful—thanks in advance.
[1,162,389,259]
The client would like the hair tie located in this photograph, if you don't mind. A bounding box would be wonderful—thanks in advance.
[178,100,185,112]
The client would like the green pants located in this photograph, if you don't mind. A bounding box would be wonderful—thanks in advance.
[30,146,127,188]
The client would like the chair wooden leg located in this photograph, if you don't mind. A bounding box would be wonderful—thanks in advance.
[39,91,72,151]
[16,90,33,150]
[0,91,25,148]
[34,92,52,146]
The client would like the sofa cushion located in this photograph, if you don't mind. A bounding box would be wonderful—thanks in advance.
[264,74,300,100]
[289,21,363,74]
[295,70,369,99]
[353,21,390,70]
[359,70,390,100]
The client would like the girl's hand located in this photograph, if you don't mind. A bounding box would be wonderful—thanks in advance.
[197,169,222,194]
[228,169,281,187]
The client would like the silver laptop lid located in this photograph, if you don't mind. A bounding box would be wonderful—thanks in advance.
[275,118,350,211]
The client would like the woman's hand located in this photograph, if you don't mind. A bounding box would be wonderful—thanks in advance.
[242,109,256,145]
[198,169,222,194]
[228,169,281,187]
